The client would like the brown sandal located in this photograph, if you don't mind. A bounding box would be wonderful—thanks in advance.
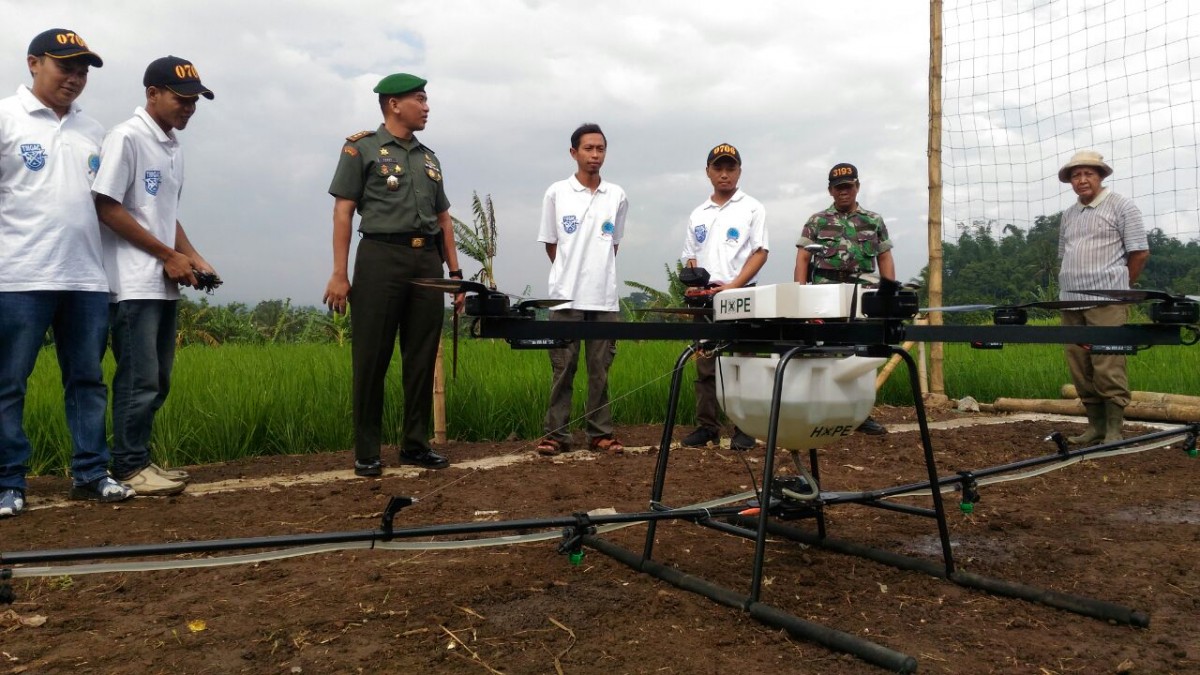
[536,438,567,456]
[589,436,625,456]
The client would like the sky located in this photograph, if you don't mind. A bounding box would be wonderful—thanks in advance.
[4,1,1195,306]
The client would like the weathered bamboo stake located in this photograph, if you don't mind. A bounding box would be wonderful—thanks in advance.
[875,341,918,390]
[433,342,447,444]
[1059,385,1200,408]
[992,397,1200,423]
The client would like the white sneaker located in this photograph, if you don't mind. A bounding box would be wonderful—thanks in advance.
[70,475,136,502]
[0,489,25,517]
[149,463,190,483]
[121,466,186,496]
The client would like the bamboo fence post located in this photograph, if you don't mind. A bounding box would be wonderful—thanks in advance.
[433,342,447,444]
[927,0,946,396]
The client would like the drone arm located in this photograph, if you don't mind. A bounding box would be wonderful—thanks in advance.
[1127,249,1149,285]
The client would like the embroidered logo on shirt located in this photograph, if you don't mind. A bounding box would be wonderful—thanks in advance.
[144,170,162,196]
[87,154,100,177]
[601,220,615,238]
[20,144,46,171]
[562,215,579,234]
[725,227,741,243]
[694,224,708,243]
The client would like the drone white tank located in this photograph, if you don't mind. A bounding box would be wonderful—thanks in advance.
[713,282,866,321]
[717,354,885,448]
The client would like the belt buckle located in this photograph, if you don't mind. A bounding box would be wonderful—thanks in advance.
[412,237,425,248]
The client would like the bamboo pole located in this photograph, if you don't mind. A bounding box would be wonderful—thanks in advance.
[927,0,946,396]
[992,397,1200,423]
[1059,385,1200,407]
[433,342,447,444]
[875,341,918,390]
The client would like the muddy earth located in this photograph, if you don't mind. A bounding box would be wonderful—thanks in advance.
[2,406,1198,674]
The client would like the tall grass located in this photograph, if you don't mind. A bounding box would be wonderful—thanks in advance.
[21,332,1197,475]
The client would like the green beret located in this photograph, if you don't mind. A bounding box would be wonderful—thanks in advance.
[373,73,427,95]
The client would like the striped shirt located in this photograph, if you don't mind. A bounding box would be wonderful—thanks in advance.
[1058,189,1148,301]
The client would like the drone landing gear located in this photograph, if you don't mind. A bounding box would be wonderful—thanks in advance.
[580,340,1174,672]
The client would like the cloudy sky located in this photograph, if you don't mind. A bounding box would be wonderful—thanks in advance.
[5,1,1196,305]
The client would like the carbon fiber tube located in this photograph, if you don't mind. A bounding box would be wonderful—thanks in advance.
[731,516,1150,628]
[749,602,917,674]
[584,535,917,673]
[951,570,1150,628]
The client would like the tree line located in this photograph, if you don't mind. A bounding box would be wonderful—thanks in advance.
[914,216,1199,316]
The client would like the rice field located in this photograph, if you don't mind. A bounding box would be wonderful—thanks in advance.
[20,332,1199,475]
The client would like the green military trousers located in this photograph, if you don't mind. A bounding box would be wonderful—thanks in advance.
[348,238,445,461]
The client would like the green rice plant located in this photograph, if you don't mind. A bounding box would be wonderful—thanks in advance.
[21,325,1198,476]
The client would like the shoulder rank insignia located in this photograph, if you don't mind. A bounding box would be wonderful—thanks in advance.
[345,130,375,142]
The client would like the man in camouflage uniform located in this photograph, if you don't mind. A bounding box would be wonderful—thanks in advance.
[794,162,895,435]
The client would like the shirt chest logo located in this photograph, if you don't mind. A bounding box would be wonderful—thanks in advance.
[694,224,708,243]
[600,220,615,238]
[144,170,162,196]
[20,144,47,171]
[725,227,741,243]
[562,215,579,234]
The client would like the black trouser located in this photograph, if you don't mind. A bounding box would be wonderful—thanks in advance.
[348,238,444,460]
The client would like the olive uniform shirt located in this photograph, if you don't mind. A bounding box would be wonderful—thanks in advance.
[328,124,449,233]
[797,204,893,274]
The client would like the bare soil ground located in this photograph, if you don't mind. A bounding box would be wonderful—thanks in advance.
[2,406,1198,674]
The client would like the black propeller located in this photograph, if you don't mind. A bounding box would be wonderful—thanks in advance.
[919,298,1129,325]
[1070,289,1200,325]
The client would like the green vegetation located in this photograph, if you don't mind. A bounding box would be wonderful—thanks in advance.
[920,219,1200,317]
[24,332,1197,476]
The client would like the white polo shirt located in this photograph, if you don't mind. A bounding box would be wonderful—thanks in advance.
[92,107,185,301]
[681,189,769,285]
[537,174,627,311]
[0,85,107,292]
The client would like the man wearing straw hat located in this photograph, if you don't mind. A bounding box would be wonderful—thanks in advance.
[1056,150,1149,445]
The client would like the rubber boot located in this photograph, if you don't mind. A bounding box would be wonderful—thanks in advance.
[1067,402,1105,445]
[1103,401,1125,443]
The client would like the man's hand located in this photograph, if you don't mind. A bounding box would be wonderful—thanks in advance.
[164,251,198,287]
[453,291,466,314]
[324,274,351,314]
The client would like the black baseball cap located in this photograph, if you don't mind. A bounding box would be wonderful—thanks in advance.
[28,28,103,67]
[143,56,214,100]
[706,143,741,166]
[828,162,858,187]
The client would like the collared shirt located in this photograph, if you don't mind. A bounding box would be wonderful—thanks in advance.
[92,106,185,301]
[1058,188,1148,301]
[537,174,628,312]
[797,203,893,274]
[681,189,769,285]
[0,85,107,292]
[328,125,450,235]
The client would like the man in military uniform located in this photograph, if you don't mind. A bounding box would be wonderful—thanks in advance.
[323,73,463,476]
[794,162,895,435]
